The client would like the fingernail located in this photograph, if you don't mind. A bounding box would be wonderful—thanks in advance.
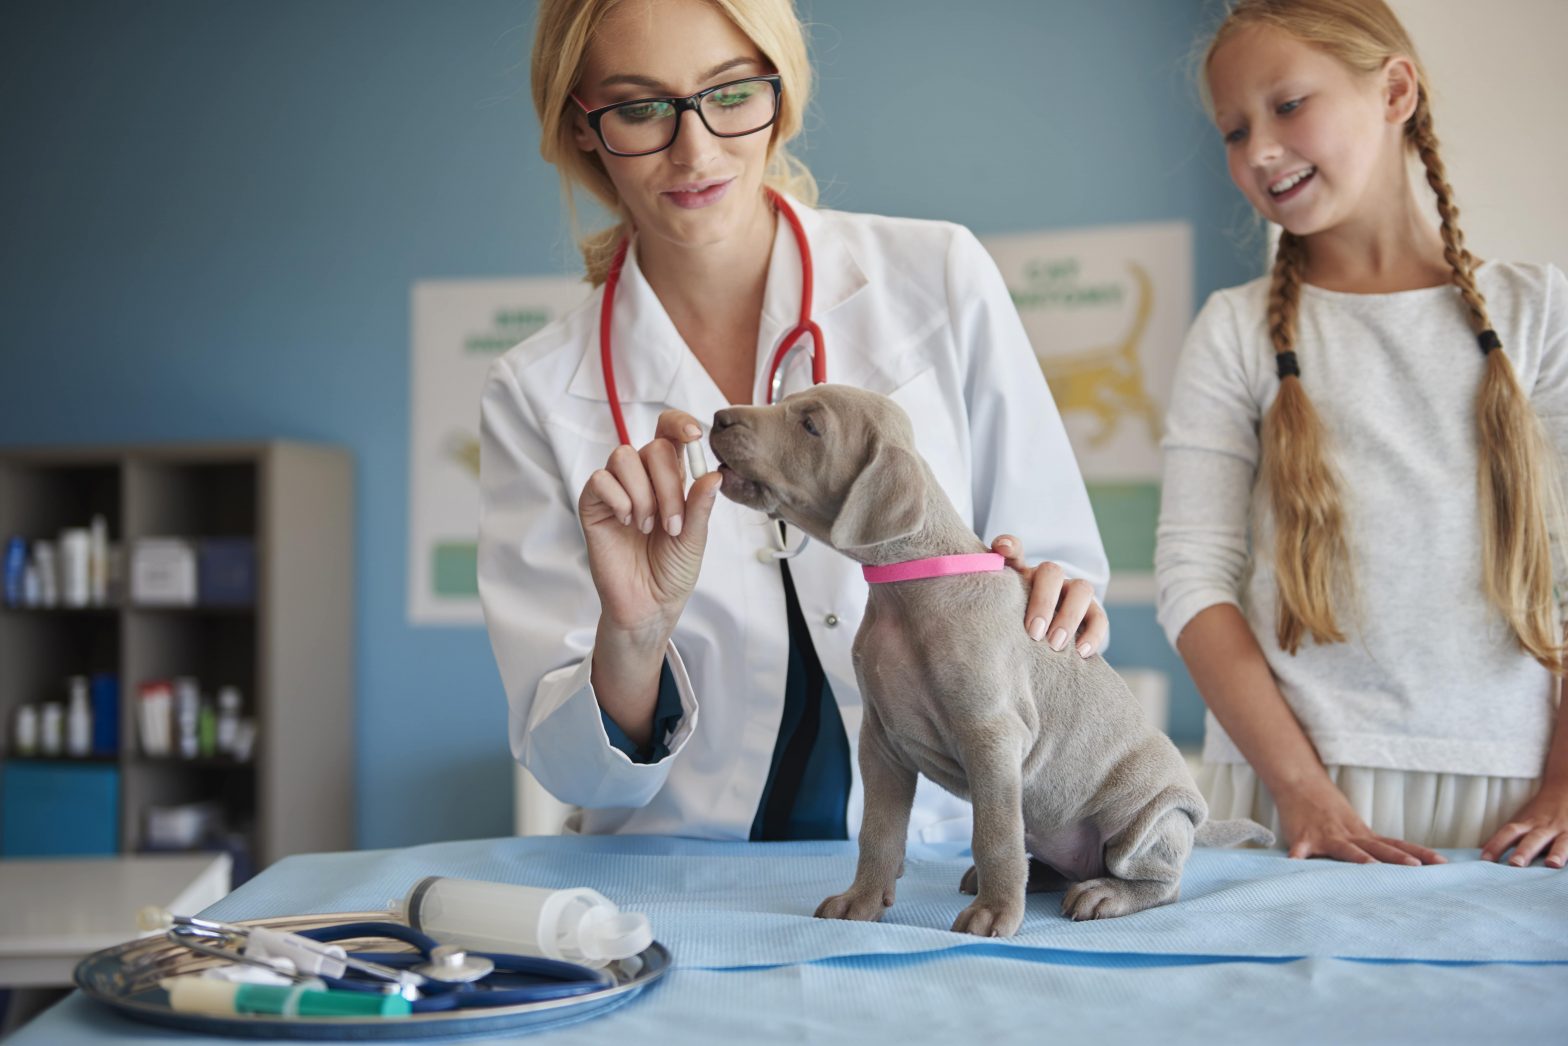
[668,514,682,537]
[1028,618,1047,642]
[684,424,701,439]
[1510,857,1526,867]
[640,516,653,534]
[1077,641,1094,658]
[620,514,632,527]
[1549,858,1563,868]
[1049,628,1068,651]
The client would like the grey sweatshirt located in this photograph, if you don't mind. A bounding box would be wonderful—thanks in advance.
[1156,261,1568,778]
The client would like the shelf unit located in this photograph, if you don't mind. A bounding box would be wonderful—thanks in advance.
[0,442,353,871]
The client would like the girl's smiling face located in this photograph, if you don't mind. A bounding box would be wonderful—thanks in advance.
[572,0,776,253]
[1207,25,1414,238]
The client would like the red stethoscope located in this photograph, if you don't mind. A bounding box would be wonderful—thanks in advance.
[597,189,820,561]
[598,188,824,447]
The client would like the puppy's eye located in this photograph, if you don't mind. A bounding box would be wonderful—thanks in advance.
[801,414,822,437]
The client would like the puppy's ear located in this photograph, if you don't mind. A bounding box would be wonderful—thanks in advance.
[830,443,925,550]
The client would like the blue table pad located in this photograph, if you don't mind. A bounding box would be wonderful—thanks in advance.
[23,949,1568,1046]
[196,836,1568,968]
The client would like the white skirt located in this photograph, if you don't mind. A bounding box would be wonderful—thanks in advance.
[1197,761,1539,849]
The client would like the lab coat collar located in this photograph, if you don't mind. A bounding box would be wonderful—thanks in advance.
[565,194,868,408]
[755,192,868,357]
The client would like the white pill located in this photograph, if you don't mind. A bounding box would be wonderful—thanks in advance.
[685,441,709,479]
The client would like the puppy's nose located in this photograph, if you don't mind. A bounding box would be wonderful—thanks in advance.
[713,409,743,431]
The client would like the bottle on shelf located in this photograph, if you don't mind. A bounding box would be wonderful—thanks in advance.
[216,686,242,754]
[138,680,174,757]
[89,514,109,605]
[198,702,217,758]
[34,542,59,607]
[39,701,64,757]
[66,675,92,757]
[3,536,25,605]
[22,555,40,607]
[59,528,91,608]
[174,677,200,760]
[14,704,38,757]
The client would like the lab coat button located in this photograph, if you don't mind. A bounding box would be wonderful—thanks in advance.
[824,614,839,628]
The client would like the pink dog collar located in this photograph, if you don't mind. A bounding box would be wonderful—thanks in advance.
[862,552,1006,584]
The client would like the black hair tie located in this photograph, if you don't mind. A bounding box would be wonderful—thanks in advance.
[1477,329,1502,355]
[1275,351,1300,379]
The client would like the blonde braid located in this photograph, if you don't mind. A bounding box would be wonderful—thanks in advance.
[1410,89,1568,673]
[1262,231,1353,652]
[1410,88,1486,325]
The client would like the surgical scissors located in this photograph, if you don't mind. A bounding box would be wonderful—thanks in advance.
[143,908,425,996]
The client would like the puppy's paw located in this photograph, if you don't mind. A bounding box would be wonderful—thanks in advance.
[815,886,894,922]
[959,865,979,895]
[1062,878,1173,921]
[950,897,1024,937]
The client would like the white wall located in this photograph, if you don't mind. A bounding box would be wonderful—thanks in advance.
[1390,0,1568,267]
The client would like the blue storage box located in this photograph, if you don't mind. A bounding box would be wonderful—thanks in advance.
[197,537,256,606]
[91,672,120,756]
[1,761,120,856]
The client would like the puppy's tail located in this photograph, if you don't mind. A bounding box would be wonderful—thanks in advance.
[1195,818,1274,848]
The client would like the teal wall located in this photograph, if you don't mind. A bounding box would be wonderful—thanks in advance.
[0,1,1255,848]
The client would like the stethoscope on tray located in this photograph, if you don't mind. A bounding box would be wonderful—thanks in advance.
[167,918,611,1012]
[293,922,610,1011]
[598,187,820,562]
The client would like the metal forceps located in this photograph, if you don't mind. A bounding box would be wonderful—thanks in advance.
[143,908,427,998]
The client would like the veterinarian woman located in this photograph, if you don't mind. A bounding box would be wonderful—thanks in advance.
[479,0,1108,842]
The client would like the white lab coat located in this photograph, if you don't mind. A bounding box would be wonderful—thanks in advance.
[478,197,1107,842]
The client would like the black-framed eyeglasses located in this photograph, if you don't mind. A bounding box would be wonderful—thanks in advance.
[572,74,783,158]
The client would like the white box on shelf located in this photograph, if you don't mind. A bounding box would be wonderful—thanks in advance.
[130,538,197,606]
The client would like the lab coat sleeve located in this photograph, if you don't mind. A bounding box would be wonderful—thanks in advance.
[477,358,698,810]
[600,662,686,763]
[1153,291,1259,648]
[947,226,1111,609]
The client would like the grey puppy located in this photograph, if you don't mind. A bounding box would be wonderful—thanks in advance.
[709,385,1270,936]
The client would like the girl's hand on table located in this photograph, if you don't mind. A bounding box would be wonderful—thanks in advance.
[1277,782,1445,865]
[1481,781,1568,868]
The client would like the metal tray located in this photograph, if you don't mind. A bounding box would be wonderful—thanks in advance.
[74,911,672,1040]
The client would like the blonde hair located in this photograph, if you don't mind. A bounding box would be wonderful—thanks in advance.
[531,0,818,284]
[1207,0,1568,671]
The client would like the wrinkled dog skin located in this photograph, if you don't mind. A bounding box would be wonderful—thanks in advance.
[709,385,1270,936]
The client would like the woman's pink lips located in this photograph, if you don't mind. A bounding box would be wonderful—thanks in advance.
[662,178,733,209]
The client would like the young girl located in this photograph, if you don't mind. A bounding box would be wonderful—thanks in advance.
[480,0,1108,843]
[1156,0,1568,867]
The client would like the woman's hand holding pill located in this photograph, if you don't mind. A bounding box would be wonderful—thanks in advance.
[579,409,721,746]
[579,408,722,637]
